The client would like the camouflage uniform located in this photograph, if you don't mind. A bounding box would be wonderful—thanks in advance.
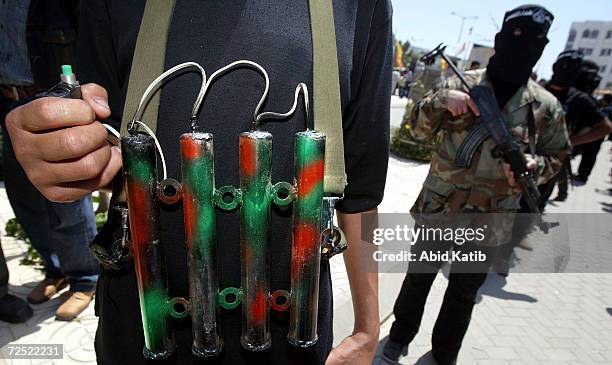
[409,69,570,245]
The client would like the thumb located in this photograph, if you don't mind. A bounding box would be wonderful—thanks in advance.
[81,83,112,120]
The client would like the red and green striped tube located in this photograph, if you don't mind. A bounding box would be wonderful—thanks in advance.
[122,134,175,359]
[180,133,222,357]
[239,131,273,351]
[288,130,326,347]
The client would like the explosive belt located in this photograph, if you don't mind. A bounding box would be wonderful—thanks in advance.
[86,0,351,360]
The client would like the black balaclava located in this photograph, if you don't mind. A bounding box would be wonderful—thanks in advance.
[487,5,554,108]
[574,60,602,95]
[550,50,584,89]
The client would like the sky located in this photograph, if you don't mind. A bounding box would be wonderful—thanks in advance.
[391,0,612,79]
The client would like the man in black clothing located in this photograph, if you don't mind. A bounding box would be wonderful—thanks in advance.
[542,56,612,202]
[4,1,392,364]
[571,60,612,184]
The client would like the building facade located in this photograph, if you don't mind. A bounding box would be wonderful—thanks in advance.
[565,21,612,90]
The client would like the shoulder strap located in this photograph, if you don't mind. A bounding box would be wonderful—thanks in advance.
[120,0,346,194]
[309,0,347,195]
[120,0,176,135]
[527,103,537,156]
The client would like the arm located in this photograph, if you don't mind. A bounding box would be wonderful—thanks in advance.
[570,117,612,146]
[326,1,391,363]
[409,79,480,141]
[533,101,571,184]
[325,210,379,365]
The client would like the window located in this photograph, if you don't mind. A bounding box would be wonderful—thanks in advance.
[584,48,594,56]
[607,30,612,39]
[602,65,607,73]
[578,47,585,53]
[583,29,590,38]
[601,49,612,56]
[591,30,599,39]
[606,82,612,88]
[568,29,577,42]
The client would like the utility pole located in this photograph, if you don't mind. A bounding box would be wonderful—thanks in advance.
[451,11,478,44]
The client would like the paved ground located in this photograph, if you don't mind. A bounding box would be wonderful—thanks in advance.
[0,98,611,363]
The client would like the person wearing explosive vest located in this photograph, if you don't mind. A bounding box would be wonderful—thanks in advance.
[378,5,570,365]
[4,1,392,364]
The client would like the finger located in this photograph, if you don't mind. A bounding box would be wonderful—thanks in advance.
[15,97,96,132]
[43,144,113,183]
[81,83,111,120]
[461,102,468,115]
[467,98,480,116]
[45,146,122,203]
[33,122,108,162]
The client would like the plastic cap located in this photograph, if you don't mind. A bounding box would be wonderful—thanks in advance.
[61,65,73,75]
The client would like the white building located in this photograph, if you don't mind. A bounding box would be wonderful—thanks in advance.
[565,21,612,90]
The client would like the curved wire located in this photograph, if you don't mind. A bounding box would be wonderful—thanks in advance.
[126,62,207,181]
[129,62,207,132]
[134,121,168,181]
[255,83,311,130]
[193,60,270,131]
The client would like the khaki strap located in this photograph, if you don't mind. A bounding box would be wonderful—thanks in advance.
[309,0,347,194]
[120,0,176,135]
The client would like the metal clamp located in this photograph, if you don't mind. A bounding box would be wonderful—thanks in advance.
[320,196,348,260]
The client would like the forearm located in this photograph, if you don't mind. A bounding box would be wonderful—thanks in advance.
[337,209,379,336]
[570,119,612,146]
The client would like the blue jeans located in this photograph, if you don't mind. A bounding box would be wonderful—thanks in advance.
[1,122,99,292]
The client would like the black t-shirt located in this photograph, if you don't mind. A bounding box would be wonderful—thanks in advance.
[554,87,604,135]
[77,1,392,364]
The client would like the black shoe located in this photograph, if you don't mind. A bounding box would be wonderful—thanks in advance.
[374,338,408,365]
[0,294,33,323]
[553,194,567,202]
[572,175,587,186]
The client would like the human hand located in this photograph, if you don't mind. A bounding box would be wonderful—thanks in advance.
[5,83,122,202]
[503,157,537,192]
[445,89,480,117]
[325,331,378,365]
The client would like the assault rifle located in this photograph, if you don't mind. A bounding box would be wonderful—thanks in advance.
[420,44,558,233]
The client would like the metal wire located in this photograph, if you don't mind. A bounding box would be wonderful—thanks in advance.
[129,62,208,132]
[255,83,311,130]
[193,60,270,131]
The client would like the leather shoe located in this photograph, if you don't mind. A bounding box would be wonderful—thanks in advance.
[55,291,94,321]
[27,278,67,304]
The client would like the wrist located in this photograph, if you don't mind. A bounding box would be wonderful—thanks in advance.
[351,328,380,351]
